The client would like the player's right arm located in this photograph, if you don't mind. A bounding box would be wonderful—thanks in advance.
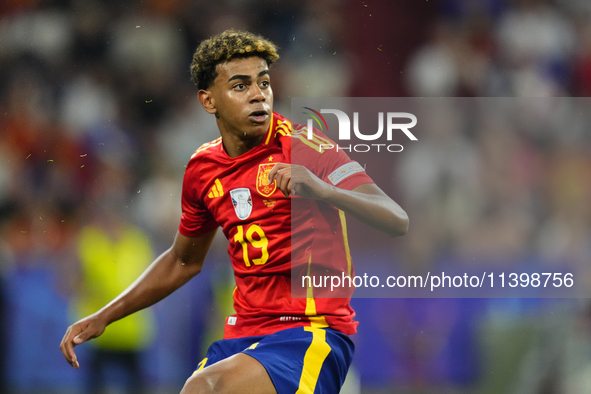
[60,228,217,369]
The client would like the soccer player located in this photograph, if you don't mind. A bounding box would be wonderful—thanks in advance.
[60,30,409,394]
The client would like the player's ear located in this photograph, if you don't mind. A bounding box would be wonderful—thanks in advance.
[198,89,217,115]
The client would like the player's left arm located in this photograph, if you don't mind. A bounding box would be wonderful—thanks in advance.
[268,163,408,237]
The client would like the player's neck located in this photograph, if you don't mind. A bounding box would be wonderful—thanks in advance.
[220,132,264,158]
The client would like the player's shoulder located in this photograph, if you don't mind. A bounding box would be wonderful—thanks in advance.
[271,113,335,155]
[188,137,223,162]
[290,124,336,156]
[182,137,223,181]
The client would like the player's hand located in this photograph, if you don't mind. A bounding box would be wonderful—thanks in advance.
[268,163,332,200]
[60,313,107,369]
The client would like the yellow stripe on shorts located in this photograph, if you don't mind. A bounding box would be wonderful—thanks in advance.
[296,327,332,394]
[191,357,208,377]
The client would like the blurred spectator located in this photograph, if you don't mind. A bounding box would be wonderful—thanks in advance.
[74,203,155,394]
[0,7,73,66]
[496,0,575,96]
[407,21,461,97]
[511,301,591,394]
[60,66,118,135]
[573,23,591,96]
[2,202,81,393]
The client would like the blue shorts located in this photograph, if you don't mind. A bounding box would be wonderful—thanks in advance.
[192,326,354,394]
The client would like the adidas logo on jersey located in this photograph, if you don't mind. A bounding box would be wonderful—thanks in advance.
[208,179,224,198]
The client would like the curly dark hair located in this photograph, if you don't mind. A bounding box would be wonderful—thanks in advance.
[190,29,280,90]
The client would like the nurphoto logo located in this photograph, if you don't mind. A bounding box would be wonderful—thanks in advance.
[302,107,418,153]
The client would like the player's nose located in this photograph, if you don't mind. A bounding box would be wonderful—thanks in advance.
[249,84,265,103]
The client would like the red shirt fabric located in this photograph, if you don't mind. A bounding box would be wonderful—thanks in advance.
[179,112,374,339]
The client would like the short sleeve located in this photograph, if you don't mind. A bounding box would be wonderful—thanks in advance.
[315,147,374,191]
[290,127,374,191]
[178,165,219,237]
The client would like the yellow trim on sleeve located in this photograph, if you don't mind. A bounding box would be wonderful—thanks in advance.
[193,138,222,157]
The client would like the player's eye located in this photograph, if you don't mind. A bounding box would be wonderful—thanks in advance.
[260,80,270,88]
[233,83,246,91]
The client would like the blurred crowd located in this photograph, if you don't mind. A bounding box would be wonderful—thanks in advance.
[0,0,591,393]
[407,0,591,97]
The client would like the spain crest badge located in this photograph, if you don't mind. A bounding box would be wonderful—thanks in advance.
[256,163,277,197]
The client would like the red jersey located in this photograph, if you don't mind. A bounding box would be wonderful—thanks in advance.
[179,112,373,339]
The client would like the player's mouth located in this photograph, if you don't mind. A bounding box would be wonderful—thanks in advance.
[248,110,268,124]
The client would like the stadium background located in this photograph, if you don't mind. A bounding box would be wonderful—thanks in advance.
[1,0,591,393]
